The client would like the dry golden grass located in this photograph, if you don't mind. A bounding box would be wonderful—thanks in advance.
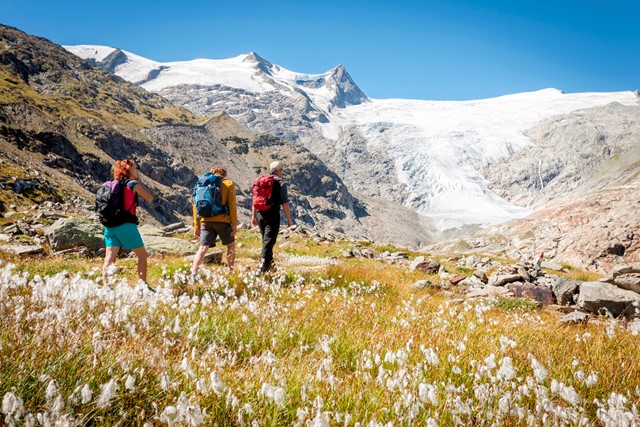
[1,227,639,425]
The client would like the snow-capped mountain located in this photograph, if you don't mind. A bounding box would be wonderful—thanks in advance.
[66,45,640,235]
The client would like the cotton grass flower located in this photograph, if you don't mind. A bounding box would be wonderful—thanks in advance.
[2,392,24,419]
[528,354,548,382]
[551,379,581,406]
[259,383,286,407]
[97,378,118,409]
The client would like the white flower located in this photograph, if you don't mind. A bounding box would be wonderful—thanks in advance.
[160,405,178,425]
[2,392,23,416]
[259,382,286,407]
[97,378,118,409]
[499,336,516,352]
[585,372,599,387]
[484,353,496,370]
[528,354,548,382]
[81,384,92,404]
[497,357,516,381]
[551,379,581,405]
[210,371,226,396]
[124,374,136,391]
[418,383,438,405]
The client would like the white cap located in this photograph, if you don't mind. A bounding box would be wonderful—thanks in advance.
[269,160,282,172]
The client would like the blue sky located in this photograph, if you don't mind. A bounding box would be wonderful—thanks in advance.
[3,0,639,100]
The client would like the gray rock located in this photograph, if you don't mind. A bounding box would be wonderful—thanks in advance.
[141,234,196,255]
[541,261,565,271]
[412,279,440,289]
[138,224,166,237]
[473,269,488,284]
[559,311,590,324]
[577,281,640,318]
[45,217,104,252]
[606,264,640,278]
[341,249,354,258]
[551,276,580,306]
[466,285,511,298]
[390,252,409,259]
[459,276,484,287]
[360,248,375,259]
[409,256,425,271]
[162,222,186,232]
[0,244,45,256]
[488,274,523,287]
[611,273,640,294]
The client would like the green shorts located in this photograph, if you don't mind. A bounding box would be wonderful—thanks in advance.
[104,223,144,251]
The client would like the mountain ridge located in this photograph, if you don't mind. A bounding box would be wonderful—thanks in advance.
[64,44,639,232]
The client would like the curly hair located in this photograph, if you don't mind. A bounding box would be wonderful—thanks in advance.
[113,160,133,180]
[211,165,227,177]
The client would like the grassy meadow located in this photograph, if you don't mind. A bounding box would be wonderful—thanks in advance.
[1,227,639,426]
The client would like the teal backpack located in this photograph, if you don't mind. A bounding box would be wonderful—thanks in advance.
[194,173,228,218]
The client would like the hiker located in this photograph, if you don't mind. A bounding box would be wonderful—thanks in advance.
[101,159,154,287]
[251,160,293,273]
[191,165,238,276]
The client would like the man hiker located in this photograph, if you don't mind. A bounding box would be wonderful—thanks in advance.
[251,160,293,273]
[191,165,238,277]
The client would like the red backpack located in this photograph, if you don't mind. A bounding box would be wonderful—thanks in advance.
[252,175,277,211]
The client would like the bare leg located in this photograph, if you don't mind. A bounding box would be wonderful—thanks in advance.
[102,246,120,285]
[192,245,210,275]
[226,242,236,272]
[131,246,148,283]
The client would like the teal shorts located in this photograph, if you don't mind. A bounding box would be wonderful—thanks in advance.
[104,223,144,251]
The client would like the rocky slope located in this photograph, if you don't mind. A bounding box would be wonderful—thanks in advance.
[424,183,640,274]
[484,102,640,207]
[0,25,435,246]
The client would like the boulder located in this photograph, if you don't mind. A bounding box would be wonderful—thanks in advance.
[162,222,187,233]
[611,273,640,294]
[141,234,196,256]
[600,265,640,294]
[550,276,580,306]
[409,256,425,271]
[45,217,104,252]
[409,257,440,274]
[488,274,522,287]
[506,283,555,305]
[466,285,511,298]
[577,281,640,318]
[473,269,488,284]
[458,276,485,287]
[138,224,166,237]
[0,244,45,256]
[449,274,467,285]
[541,261,564,271]
[412,279,442,289]
[605,264,640,279]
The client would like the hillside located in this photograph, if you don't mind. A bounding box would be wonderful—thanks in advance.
[0,25,435,245]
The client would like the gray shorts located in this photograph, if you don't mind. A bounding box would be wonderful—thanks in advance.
[200,222,234,246]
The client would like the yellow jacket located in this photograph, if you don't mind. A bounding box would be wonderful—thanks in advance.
[193,178,238,229]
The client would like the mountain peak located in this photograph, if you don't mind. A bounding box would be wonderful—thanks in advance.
[323,64,368,107]
[243,52,268,64]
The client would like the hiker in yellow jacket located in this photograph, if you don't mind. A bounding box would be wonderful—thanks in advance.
[191,165,238,276]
